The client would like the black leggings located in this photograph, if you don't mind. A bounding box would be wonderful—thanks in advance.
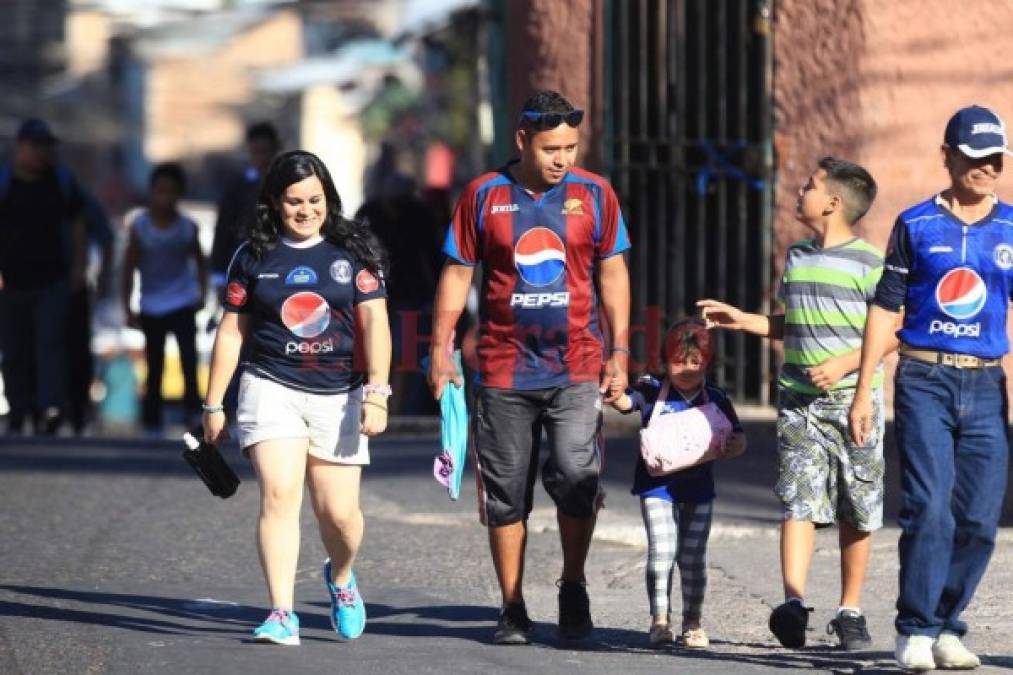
[140,306,200,427]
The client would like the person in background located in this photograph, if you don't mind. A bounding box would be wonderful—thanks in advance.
[122,162,207,433]
[209,122,281,424]
[66,188,115,434]
[210,122,281,295]
[0,118,87,435]
[356,147,442,415]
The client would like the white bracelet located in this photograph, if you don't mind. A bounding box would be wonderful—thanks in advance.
[202,403,224,414]
[363,383,393,397]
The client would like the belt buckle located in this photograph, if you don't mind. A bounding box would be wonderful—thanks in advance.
[954,354,978,369]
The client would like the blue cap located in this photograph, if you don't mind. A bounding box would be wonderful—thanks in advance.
[944,105,1012,158]
[16,118,57,145]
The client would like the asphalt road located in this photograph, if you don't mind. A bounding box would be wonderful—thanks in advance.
[2,424,1013,674]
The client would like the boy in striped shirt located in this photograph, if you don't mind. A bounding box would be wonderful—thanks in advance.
[699,156,894,651]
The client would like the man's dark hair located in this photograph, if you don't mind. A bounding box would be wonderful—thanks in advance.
[150,162,186,192]
[246,121,280,146]
[519,90,575,115]
[818,156,877,224]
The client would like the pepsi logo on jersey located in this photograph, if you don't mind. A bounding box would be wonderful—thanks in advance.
[227,282,247,307]
[281,291,333,354]
[514,227,565,287]
[931,267,986,337]
[356,269,380,294]
[511,227,569,308]
[510,291,570,308]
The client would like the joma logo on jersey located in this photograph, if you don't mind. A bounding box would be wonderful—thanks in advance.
[510,292,570,308]
[491,203,519,214]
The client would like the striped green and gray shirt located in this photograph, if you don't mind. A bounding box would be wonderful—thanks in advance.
[776,237,884,394]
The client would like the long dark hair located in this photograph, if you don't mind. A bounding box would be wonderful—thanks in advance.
[249,150,387,276]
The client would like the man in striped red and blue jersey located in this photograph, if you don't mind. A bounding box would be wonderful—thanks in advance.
[429,90,631,645]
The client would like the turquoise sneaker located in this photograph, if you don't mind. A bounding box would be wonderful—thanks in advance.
[323,559,366,639]
[252,609,300,646]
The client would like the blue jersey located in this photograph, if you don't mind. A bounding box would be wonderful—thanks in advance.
[875,195,1013,359]
[223,238,386,393]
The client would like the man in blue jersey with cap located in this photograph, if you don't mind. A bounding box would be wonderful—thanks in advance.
[850,105,1013,671]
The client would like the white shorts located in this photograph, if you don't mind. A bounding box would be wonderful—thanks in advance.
[236,371,369,465]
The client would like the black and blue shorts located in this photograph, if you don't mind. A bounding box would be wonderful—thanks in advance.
[472,381,603,527]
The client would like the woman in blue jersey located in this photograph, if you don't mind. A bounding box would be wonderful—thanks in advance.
[122,162,207,432]
[202,150,391,646]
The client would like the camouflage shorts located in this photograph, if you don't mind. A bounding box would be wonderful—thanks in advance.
[775,386,885,531]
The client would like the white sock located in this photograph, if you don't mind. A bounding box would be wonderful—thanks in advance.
[837,606,861,616]
[786,596,805,606]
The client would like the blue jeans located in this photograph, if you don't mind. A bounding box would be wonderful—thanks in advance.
[893,356,1009,637]
[0,283,69,422]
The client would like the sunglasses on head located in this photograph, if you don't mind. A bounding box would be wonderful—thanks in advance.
[518,109,584,130]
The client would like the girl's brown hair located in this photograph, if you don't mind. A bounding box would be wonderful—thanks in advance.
[663,317,714,365]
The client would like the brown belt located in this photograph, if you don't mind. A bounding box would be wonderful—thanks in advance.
[900,345,1002,369]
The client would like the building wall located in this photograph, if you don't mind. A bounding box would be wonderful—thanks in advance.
[771,0,865,259]
[504,0,597,166]
[773,1,1013,408]
[775,0,1013,260]
[144,10,303,162]
[858,3,1013,247]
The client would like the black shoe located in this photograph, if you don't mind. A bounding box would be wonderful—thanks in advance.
[493,602,533,645]
[827,610,872,651]
[39,407,62,436]
[769,600,812,648]
[5,414,25,436]
[557,580,593,641]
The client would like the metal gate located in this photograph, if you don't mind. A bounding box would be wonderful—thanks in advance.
[603,0,774,403]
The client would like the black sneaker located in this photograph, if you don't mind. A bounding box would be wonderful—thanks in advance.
[39,407,62,436]
[826,610,872,651]
[557,580,593,641]
[769,600,813,648]
[493,602,533,645]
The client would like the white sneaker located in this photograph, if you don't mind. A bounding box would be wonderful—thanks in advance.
[933,632,981,670]
[896,634,936,672]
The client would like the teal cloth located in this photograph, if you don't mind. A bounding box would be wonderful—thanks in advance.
[99,354,139,424]
[437,351,468,500]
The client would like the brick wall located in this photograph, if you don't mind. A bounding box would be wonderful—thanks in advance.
[774,1,1013,410]
[775,0,1013,259]
[505,0,596,164]
[145,11,303,162]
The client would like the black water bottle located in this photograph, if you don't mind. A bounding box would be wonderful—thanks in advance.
[182,430,240,498]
